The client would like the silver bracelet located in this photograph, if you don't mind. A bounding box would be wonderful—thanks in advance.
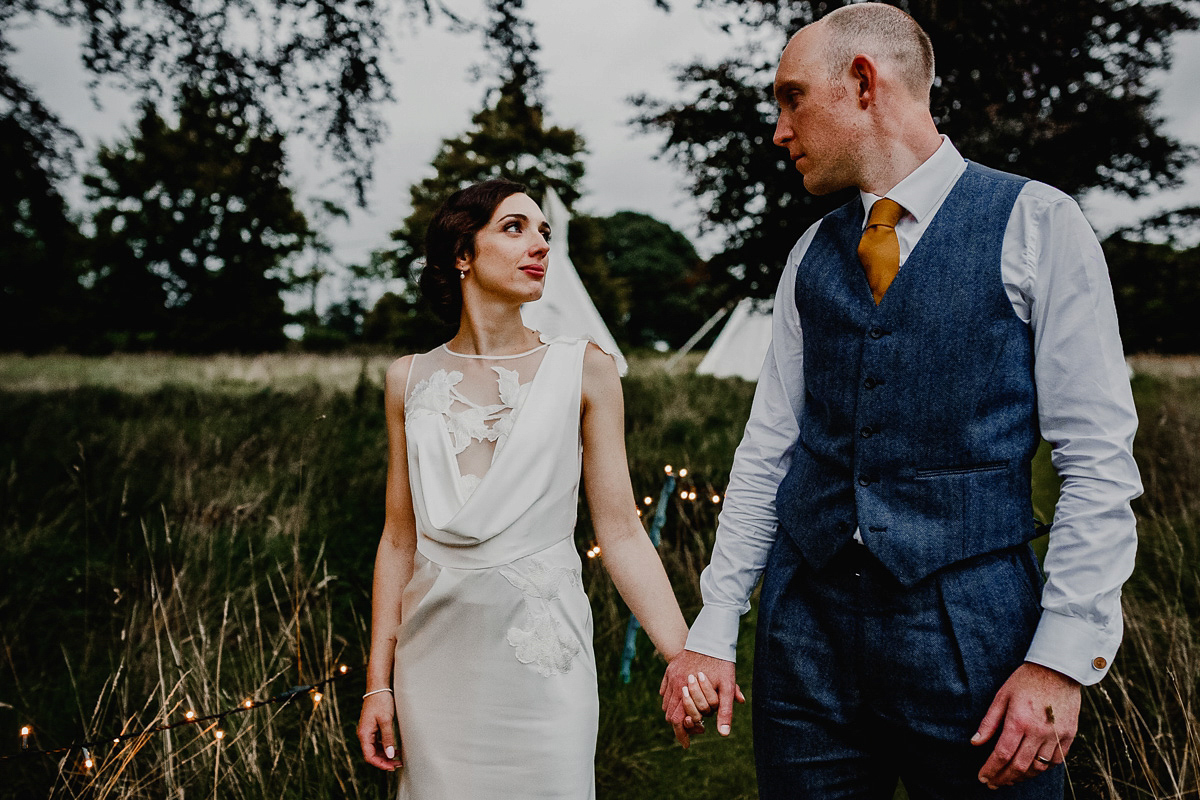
[362,688,394,699]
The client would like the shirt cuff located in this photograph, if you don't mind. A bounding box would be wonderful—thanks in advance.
[1024,609,1119,686]
[684,605,742,663]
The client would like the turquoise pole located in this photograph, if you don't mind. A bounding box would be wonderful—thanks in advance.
[618,473,677,683]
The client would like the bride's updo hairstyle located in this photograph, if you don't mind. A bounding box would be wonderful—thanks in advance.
[421,178,527,325]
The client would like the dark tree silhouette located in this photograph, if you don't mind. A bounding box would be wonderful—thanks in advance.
[84,85,310,352]
[1104,206,1200,353]
[571,212,716,348]
[0,0,426,203]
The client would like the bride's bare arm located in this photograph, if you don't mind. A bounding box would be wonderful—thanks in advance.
[580,344,689,663]
[358,355,419,772]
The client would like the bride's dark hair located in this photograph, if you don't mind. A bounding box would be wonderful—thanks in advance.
[421,178,527,325]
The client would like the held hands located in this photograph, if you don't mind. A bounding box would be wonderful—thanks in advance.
[972,662,1081,789]
[358,691,403,771]
[660,650,745,748]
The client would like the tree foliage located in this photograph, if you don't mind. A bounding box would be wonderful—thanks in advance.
[1104,206,1200,354]
[0,114,86,353]
[84,84,310,352]
[571,212,716,347]
[0,0,456,202]
[636,0,1200,297]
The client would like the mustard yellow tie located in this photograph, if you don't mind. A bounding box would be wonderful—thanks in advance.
[858,198,906,305]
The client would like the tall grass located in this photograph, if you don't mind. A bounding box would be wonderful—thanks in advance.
[0,355,1197,798]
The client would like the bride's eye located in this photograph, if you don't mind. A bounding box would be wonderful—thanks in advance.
[503,220,522,233]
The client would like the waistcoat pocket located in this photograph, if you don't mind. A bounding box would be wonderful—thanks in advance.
[914,460,1008,479]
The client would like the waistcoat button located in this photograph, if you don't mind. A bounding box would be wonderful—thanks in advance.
[860,426,874,438]
[863,377,877,389]
[857,476,872,487]
[869,327,885,339]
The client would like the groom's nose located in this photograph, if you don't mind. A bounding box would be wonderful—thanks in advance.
[773,112,794,147]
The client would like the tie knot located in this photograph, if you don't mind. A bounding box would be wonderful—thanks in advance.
[866,197,905,230]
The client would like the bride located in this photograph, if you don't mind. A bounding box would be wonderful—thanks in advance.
[356,178,700,798]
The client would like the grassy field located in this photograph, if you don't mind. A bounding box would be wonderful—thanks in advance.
[0,352,1196,799]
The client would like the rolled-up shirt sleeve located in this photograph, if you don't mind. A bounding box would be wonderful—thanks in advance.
[1020,189,1143,685]
[685,226,817,662]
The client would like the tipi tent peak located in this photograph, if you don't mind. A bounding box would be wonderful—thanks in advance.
[520,187,627,375]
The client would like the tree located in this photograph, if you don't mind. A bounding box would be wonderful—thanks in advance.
[0,0,427,204]
[84,84,311,352]
[636,0,1200,297]
[0,114,87,353]
[571,212,716,348]
[1105,206,1200,354]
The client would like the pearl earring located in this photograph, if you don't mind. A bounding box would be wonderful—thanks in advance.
[459,269,467,280]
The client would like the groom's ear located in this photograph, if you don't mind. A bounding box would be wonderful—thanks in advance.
[850,54,878,109]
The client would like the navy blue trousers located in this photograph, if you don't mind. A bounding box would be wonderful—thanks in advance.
[753,535,1065,799]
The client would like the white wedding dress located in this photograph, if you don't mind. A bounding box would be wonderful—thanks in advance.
[393,334,598,799]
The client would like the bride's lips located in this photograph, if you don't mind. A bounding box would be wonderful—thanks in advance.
[520,265,546,278]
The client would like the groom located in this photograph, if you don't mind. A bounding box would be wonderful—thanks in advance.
[662,4,1141,797]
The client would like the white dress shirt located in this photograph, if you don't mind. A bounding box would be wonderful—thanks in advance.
[685,137,1142,686]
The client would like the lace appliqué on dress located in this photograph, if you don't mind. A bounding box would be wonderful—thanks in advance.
[499,558,581,677]
[406,365,533,498]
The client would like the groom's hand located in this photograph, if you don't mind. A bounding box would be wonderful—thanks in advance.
[972,662,1081,788]
[660,649,742,747]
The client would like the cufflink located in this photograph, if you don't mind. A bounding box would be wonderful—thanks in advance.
[1092,656,1107,670]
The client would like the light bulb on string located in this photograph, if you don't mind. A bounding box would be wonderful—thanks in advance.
[185,710,197,721]
[643,496,652,506]
[82,748,94,771]
[680,490,688,499]
[664,464,673,475]
[712,494,722,504]
[20,725,31,750]
[679,468,688,478]
[214,728,226,741]
[243,699,254,709]
[339,665,349,675]
[311,691,324,706]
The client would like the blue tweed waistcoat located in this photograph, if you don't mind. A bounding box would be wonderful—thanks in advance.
[775,162,1040,586]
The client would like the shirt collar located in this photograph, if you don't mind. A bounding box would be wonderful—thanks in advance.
[859,135,966,227]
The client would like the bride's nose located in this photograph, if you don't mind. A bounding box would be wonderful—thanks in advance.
[528,232,549,256]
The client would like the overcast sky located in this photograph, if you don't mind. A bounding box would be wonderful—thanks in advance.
[11,1,1200,294]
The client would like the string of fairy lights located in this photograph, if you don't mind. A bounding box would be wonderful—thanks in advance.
[7,464,726,769]
[4,665,352,767]
[586,464,725,561]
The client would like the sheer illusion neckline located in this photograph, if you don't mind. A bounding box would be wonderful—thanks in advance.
[440,342,549,360]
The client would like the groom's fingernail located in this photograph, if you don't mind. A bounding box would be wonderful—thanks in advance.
[718,724,730,736]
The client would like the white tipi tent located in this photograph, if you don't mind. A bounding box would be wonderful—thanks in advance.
[695,297,773,381]
[521,187,627,375]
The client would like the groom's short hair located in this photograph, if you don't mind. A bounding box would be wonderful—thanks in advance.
[821,3,935,103]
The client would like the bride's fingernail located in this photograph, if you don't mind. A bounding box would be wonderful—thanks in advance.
[698,672,707,683]
[385,746,395,759]
[718,724,731,735]
[682,686,691,699]
[687,674,697,684]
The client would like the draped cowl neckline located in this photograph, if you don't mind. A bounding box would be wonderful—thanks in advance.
[404,337,591,568]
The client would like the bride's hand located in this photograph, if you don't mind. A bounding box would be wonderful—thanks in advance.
[358,693,402,771]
